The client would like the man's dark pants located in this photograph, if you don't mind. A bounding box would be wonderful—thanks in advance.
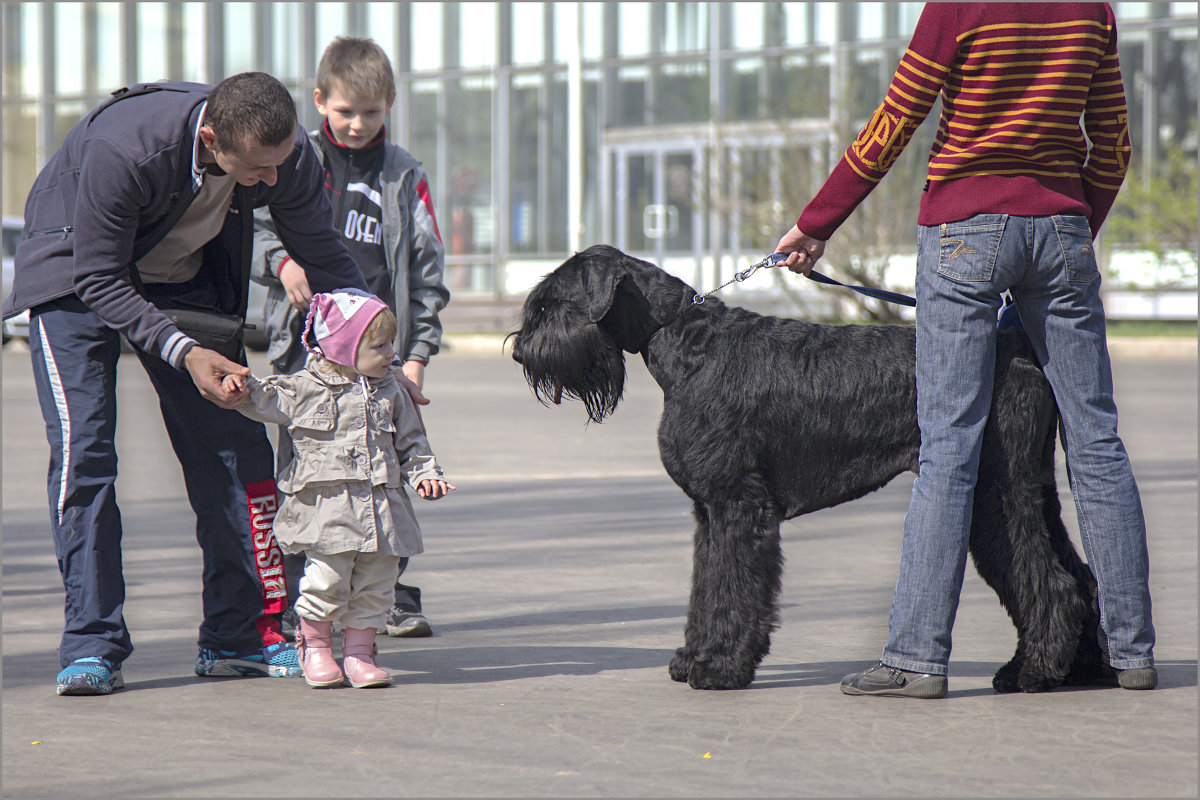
[30,294,283,668]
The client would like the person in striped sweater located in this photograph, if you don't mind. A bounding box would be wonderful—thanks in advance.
[774,3,1155,698]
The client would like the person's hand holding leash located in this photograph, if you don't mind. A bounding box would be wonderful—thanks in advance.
[773,224,826,276]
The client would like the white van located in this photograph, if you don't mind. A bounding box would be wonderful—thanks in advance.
[2,217,28,341]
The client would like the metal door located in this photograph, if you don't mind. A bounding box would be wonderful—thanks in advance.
[608,143,704,282]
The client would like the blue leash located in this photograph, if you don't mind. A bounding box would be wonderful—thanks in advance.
[768,252,917,307]
[695,253,916,308]
[691,254,1025,335]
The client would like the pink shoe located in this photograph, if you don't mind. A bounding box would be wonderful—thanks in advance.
[341,628,391,688]
[296,618,344,688]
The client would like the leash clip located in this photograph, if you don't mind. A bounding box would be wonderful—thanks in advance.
[735,253,785,283]
[734,260,762,283]
[739,255,787,286]
[693,253,786,305]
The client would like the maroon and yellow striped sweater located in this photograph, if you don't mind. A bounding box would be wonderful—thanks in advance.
[797,2,1131,240]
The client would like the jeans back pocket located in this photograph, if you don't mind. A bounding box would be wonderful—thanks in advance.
[935,216,1007,282]
[1052,215,1099,284]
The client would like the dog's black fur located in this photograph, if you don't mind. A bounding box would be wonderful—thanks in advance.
[510,245,1108,692]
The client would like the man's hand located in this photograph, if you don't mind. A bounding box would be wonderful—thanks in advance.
[185,346,250,409]
[773,224,826,276]
[279,258,313,311]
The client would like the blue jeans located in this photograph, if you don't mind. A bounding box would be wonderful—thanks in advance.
[882,214,1155,674]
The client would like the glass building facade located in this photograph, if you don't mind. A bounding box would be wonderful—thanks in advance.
[3,2,1196,307]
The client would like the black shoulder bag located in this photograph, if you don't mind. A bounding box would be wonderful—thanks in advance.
[128,265,249,362]
[163,306,246,360]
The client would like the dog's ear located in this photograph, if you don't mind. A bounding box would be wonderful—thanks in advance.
[596,277,661,354]
[581,263,624,324]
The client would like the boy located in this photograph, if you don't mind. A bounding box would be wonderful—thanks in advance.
[253,37,449,640]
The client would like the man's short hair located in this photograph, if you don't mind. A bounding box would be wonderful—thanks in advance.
[206,72,297,152]
[317,37,397,104]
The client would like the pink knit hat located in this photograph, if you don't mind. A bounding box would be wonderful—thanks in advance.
[303,288,388,368]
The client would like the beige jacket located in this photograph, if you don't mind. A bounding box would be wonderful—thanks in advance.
[237,354,445,556]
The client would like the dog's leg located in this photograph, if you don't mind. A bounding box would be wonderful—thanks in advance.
[966,476,1024,692]
[677,488,783,690]
[1046,466,1112,687]
[670,502,710,684]
[974,365,1087,693]
[969,477,1085,693]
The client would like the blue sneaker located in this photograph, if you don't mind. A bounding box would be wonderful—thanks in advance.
[57,657,124,696]
[263,641,302,676]
[195,642,302,678]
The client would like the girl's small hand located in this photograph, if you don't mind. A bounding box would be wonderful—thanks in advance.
[221,373,246,395]
[416,479,456,500]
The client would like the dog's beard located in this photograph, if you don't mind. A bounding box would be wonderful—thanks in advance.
[517,324,626,423]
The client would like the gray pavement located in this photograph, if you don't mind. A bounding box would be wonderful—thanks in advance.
[2,337,1196,798]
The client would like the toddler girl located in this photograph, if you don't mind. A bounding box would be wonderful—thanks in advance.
[224,288,453,688]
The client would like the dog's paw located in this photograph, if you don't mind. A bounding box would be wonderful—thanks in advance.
[1063,633,1113,686]
[992,659,1023,693]
[1016,660,1066,693]
[1017,674,1064,693]
[1064,660,1118,687]
[686,658,754,690]
[669,648,693,683]
[994,653,1066,693]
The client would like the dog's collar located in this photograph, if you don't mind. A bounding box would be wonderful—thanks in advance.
[595,276,703,354]
[596,277,667,353]
[600,300,698,353]
[599,303,663,354]
[639,303,694,348]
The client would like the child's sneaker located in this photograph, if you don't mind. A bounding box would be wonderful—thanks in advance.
[194,642,302,678]
[56,657,124,696]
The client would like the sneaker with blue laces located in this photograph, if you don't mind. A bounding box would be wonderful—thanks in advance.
[194,642,302,678]
[57,657,124,696]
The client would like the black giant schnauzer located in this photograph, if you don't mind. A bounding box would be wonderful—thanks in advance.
[510,244,1108,692]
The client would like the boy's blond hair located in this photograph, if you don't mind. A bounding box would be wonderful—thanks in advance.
[316,36,396,104]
